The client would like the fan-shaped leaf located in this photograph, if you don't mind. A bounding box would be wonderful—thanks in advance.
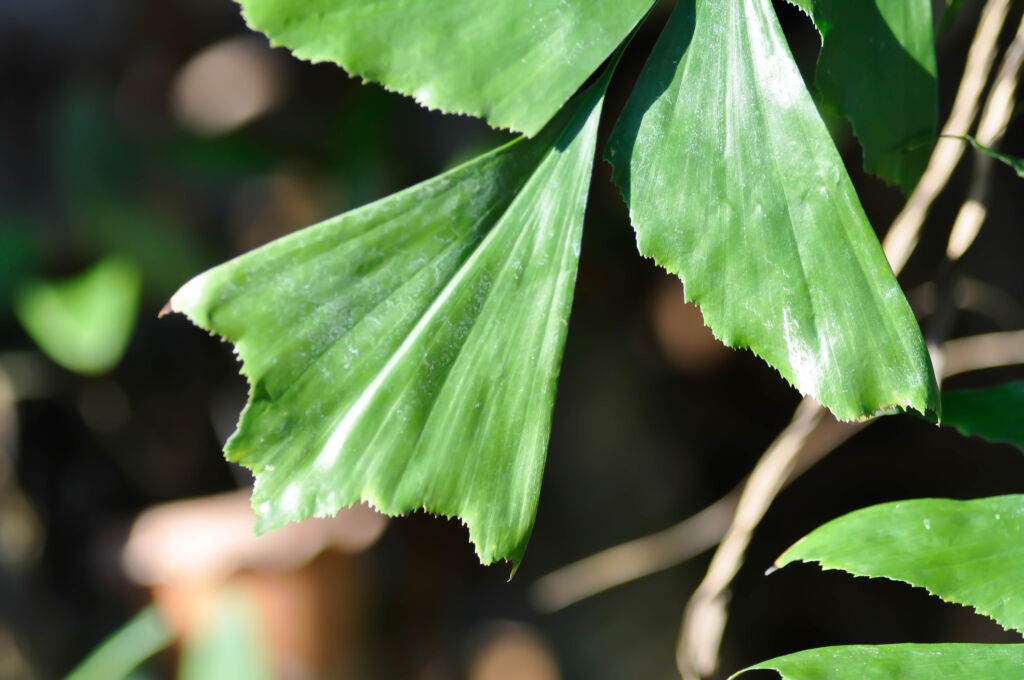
[606,0,938,421]
[787,0,937,189]
[237,0,653,135]
[943,382,1024,453]
[775,495,1024,633]
[734,644,1024,680]
[166,77,610,567]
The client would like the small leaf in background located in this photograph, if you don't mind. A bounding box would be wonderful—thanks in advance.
[167,75,610,567]
[734,644,1024,680]
[775,495,1024,633]
[786,0,937,189]
[65,605,174,680]
[14,256,141,375]
[607,0,939,422]
[942,382,1024,453]
[956,135,1024,178]
[236,0,653,135]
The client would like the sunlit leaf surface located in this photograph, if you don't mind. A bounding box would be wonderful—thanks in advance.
[167,78,609,566]
[607,0,938,421]
[237,0,653,135]
[787,0,937,189]
[14,256,141,375]
[775,495,1024,633]
[735,644,1024,680]
[942,381,1024,453]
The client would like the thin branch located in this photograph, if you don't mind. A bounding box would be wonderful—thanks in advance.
[531,490,740,613]
[943,329,1024,378]
[946,12,1024,260]
[883,0,1011,273]
[675,401,866,680]
[530,325,1024,616]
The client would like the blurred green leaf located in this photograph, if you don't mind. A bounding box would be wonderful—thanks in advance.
[735,644,1024,680]
[15,256,141,375]
[236,0,652,135]
[167,76,609,566]
[66,605,174,680]
[775,495,1024,633]
[942,382,1024,453]
[178,590,273,680]
[607,0,938,422]
[787,0,937,188]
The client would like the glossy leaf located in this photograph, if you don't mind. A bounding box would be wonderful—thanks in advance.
[735,644,1024,680]
[607,0,939,421]
[787,0,937,189]
[775,495,1024,633]
[942,382,1024,453]
[237,0,653,135]
[166,77,609,567]
[14,256,141,375]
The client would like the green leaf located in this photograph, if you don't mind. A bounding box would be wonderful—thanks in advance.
[734,644,1024,680]
[14,256,141,375]
[955,135,1024,178]
[66,605,174,680]
[942,382,1024,453]
[939,0,964,35]
[166,76,610,567]
[606,0,938,422]
[237,0,653,135]
[786,0,937,189]
[178,590,274,680]
[775,495,1024,633]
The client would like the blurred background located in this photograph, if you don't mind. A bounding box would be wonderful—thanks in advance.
[1,0,1023,678]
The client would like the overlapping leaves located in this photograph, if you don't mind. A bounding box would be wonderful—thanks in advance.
[174,0,945,567]
[607,0,938,421]
[167,77,609,566]
[787,0,937,189]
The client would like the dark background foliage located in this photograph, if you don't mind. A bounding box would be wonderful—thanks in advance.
[1,1,1023,678]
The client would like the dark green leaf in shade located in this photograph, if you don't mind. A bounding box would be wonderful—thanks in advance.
[942,382,1024,453]
[166,77,610,567]
[237,0,653,135]
[955,135,1024,178]
[606,0,939,422]
[786,0,937,189]
[775,495,1024,633]
[14,256,141,375]
[733,644,1024,680]
[939,0,964,35]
